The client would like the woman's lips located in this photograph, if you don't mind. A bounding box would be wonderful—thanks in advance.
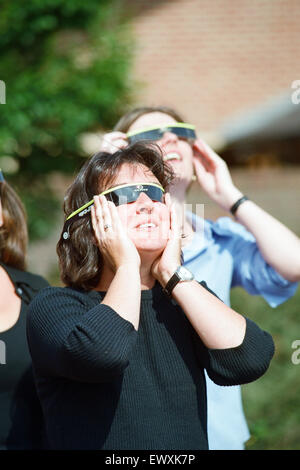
[136,222,158,231]
[134,218,160,230]
[163,152,181,162]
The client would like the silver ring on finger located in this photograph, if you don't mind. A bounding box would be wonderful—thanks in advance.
[104,224,111,231]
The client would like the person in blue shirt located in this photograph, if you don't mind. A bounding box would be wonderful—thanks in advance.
[98,106,300,450]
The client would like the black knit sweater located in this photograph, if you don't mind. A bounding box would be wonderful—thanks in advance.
[26,281,274,450]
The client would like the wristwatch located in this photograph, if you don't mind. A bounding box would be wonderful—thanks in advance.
[163,266,194,297]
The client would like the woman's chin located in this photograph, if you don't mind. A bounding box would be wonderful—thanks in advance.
[131,228,169,253]
[135,240,166,258]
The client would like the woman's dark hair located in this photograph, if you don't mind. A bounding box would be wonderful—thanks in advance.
[113,106,186,134]
[0,180,28,270]
[57,141,174,291]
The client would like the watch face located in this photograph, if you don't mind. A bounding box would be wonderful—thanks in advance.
[177,266,194,281]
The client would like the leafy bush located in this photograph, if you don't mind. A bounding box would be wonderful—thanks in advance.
[0,0,135,239]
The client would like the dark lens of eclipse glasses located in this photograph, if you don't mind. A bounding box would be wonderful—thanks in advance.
[127,124,196,144]
[105,183,164,206]
[62,183,164,240]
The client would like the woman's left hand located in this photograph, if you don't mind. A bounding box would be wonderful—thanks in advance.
[151,193,182,287]
[192,138,243,211]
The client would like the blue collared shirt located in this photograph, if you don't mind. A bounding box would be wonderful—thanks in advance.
[182,213,298,450]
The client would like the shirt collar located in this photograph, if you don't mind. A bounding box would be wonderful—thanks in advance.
[0,261,30,286]
[183,211,214,257]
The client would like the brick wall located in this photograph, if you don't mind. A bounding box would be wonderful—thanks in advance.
[129,0,300,135]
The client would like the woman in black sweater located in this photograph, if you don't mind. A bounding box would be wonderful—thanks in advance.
[27,142,274,450]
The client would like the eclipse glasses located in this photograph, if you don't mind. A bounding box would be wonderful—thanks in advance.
[127,123,196,143]
[62,182,165,240]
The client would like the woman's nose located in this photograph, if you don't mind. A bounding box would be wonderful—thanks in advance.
[159,131,179,146]
[135,192,154,213]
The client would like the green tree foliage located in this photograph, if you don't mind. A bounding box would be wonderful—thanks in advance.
[0,0,135,239]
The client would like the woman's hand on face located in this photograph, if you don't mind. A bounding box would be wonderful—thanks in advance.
[91,195,140,272]
[99,132,128,154]
[192,138,243,211]
[151,193,182,287]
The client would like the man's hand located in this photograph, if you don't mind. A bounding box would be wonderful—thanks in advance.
[100,131,128,154]
[193,138,243,211]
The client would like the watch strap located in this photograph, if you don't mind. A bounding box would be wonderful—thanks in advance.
[163,271,181,297]
[230,195,249,215]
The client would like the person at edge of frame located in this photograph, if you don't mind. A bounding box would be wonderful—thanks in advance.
[0,169,49,450]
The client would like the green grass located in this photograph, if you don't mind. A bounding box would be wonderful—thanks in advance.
[230,286,300,450]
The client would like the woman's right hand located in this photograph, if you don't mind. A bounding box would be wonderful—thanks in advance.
[91,195,140,272]
[99,131,128,154]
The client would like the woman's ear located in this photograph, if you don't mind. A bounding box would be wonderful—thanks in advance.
[189,158,197,182]
[192,139,202,158]
[191,141,202,180]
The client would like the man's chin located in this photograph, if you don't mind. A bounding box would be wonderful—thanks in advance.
[169,177,191,195]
